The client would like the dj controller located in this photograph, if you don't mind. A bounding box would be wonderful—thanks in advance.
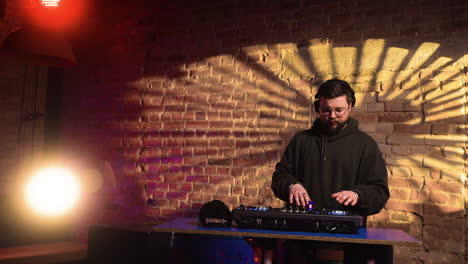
[232,204,363,234]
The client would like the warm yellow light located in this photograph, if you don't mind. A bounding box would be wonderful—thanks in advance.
[41,0,61,7]
[26,167,80,216]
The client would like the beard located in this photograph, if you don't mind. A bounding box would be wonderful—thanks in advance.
[319,118,348,135]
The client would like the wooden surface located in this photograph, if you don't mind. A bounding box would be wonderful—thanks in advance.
[153,218,421,247]
[0,241,87,264]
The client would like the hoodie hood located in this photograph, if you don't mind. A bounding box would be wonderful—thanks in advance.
[308,117,360,160]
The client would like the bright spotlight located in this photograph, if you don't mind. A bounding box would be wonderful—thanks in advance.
[40,0,61,8]
[26,167,80,216]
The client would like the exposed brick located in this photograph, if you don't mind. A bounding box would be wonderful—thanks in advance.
[425,180,464,193]
[183,156,208,166]
[186,139,209,147]
[441,169,466,182]
[378,112,422,124]
[351,112,378,122]
[385,200,423,215]
[210,139,235,147]
[380,80,399,90]
[231,168,243,177]
[169,183,193,192]
[409,188,428,202]
[375,122,393,133]
[212,195,239,205]
[186,175,208,182]
[195,112,206,120]
[359,122,376,132]
[424,135,466,147]
[442,217,464,230]
[409,166,431,178]
[386,155,423,166]
[186,121,210,128]
[428,191,450,204]
[236,139,251,148]
[422,156,464,170]
[368,209,389,222]
[232,186,244,195]
[389,166,411,177]
[387,135,424,145]
[448,193,464,207]
[355,92,377,105]
[258,119,286,128]
[245,186,259,196]
[392,145,410,155]
[165,191,187,200]
[218,185,231,195]
[233,158,258,167]
[384,101,404,111]
[209,121,233,128]
[217,167,230,176]
[388,177,424,189]
[209,176,235,185]
[423,226,444,250]
[239,196,264,206]
[423,204,464,217]
[389,211,410,222]
[424,214,442,227]
[390,188,410,200]
[378,88,421,101]
[393,124,431,134]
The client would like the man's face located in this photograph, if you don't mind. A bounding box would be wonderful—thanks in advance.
[317,95,351,134]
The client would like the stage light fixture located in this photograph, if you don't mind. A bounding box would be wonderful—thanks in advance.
[0,25,77,67]
[40,0,61,8]
[25,167,80,216]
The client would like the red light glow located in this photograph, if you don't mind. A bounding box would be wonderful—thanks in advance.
[25,0,87,32]
[41,0,61,7]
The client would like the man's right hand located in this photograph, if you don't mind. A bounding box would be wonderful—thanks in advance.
[289,183,311,207]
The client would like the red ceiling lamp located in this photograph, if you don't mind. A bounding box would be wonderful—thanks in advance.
[1,26,77,67]
[0,0,85,67]
[40,0,61,8]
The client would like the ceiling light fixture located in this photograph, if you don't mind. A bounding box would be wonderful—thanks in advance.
[0,25,77,67]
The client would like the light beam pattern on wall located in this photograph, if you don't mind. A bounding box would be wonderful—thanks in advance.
[126,39,468,228]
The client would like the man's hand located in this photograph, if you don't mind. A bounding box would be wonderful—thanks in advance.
[331,190,358,206]
[289,183,311,206]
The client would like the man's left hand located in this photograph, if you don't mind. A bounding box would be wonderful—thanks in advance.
[331,190,358,206]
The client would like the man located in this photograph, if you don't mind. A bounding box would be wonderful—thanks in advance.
[271,79,389,217]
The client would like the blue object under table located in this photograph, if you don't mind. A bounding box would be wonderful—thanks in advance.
[153,218,421,264]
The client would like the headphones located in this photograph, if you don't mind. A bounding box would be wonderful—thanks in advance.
[313,79,356,112]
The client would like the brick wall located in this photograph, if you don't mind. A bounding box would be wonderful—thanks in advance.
[1,0,467,263]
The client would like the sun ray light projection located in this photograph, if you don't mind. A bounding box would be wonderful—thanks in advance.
[130,38,467,215]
